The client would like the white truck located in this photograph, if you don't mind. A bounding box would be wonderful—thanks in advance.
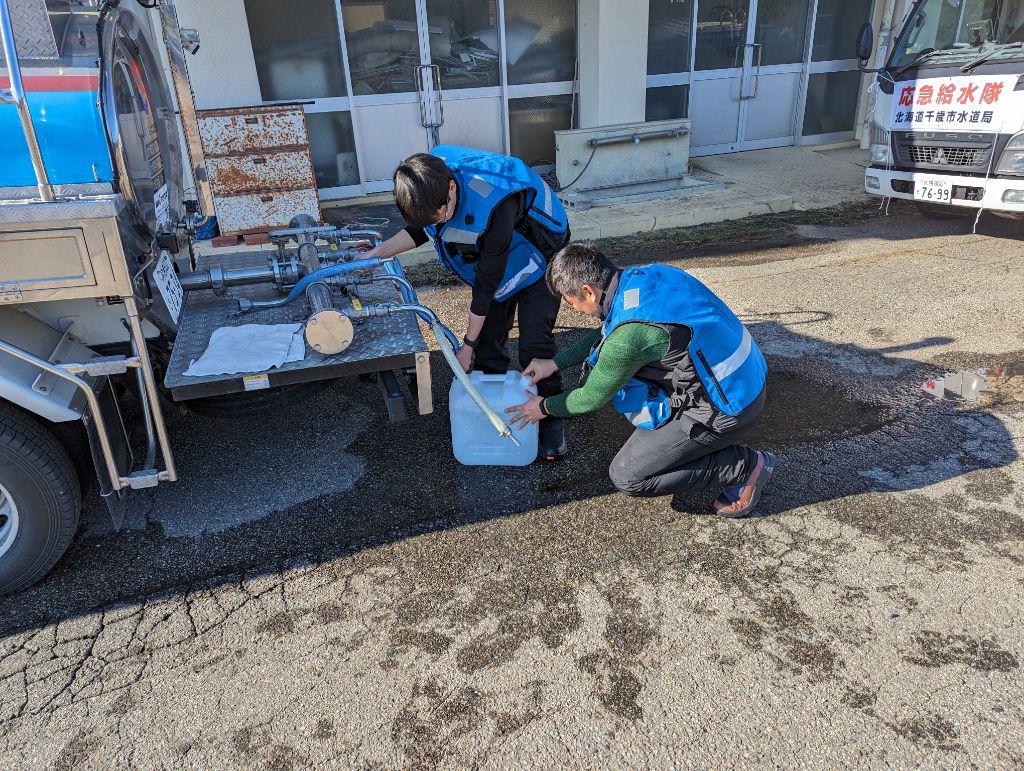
[858,0,1024,221]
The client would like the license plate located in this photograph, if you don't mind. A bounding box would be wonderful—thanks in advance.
[914,177,953,203]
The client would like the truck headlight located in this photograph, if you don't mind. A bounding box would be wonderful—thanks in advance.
[996,133,1024,175]
[868,123,890,165]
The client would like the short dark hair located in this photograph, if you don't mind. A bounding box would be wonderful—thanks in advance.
[393,154,452,228]
[546,243,617,297]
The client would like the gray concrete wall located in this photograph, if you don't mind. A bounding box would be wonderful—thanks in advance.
[577,0,650,129]
[172,0,262,110]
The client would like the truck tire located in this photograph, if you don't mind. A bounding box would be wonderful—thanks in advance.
[914,202,971,220]
[0,404,81,594]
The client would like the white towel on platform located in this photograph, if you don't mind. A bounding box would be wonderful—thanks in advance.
[183,323,306,377]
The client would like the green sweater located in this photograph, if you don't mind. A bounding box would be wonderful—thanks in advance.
[544,323,670,418]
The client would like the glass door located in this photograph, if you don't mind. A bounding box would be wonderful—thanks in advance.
[503,0,579,166]
[343,0,506,193]
[242,0,574,198]
[800,0,874,144]
[689,0,813,154]
[645,0,695,122]
[340,0,429,192]
[424,0,505,154]
[690,1,752,153]
[244,0,363,199]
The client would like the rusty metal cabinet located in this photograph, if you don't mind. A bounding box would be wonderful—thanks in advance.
[197,105,321,236]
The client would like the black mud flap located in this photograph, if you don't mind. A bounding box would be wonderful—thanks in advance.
[81,377,132,529]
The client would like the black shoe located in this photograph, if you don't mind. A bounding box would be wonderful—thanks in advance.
[538,418,567,461]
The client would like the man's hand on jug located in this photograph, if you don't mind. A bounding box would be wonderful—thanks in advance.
[523,358,559,386]
[506,390,545,430]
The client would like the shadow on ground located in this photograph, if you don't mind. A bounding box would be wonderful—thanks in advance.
[0,311,1018,637]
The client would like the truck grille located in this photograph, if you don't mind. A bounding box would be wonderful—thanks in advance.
[905,145,989,166]
[895,133,993,171]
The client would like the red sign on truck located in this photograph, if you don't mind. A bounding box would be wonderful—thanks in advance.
[889,75,1020,132]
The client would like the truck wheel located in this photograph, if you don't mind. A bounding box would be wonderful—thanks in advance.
[914,202,971,220]
[0,404,81,594]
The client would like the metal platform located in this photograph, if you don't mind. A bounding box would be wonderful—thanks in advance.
[164,250,431,403]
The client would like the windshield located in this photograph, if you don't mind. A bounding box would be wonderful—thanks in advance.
[890,0,1024,68]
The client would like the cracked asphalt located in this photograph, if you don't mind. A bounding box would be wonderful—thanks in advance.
[0,202,1022,767]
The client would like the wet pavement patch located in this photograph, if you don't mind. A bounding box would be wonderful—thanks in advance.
[888,714,961,751]
[903,631,1019,672]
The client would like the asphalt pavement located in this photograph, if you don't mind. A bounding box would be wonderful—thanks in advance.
[0,202,1021,767]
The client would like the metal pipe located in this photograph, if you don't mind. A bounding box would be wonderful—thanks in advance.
[586,126,690,148]
[280,257,385,305]
[0,0,54,201]
[178,264,277,292]
[300,244,332,315]
[290,215,333,317]
[334,228,383,241]
[133,351,158,471]
[237,294,292,312]
[0,338,127,489]
[123,297,177,482]
[322,272,416,303]
[382,273,416,302]
[383,257,417,305]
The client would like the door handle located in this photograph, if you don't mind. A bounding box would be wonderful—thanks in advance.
[414,64,430,128]
[415,64,444,148]
[750,43,763,99]
[429,64,444,130]
[414,65,444,126]
[736,44,747,96]
[739,43,763,100]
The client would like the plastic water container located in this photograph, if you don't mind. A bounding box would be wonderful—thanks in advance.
[449,371,538,466]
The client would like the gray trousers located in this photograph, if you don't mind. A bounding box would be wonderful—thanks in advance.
[608,390,766,498]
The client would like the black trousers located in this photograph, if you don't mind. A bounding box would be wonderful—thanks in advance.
[474,278,563,399]
[608,389,766,497]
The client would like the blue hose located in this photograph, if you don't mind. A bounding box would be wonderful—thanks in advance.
[382,303,460,350]
[281,257,385,304]
[383,259,417,304]
[281,257,461,350]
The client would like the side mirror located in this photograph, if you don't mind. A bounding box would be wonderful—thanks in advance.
[856,22,874,61]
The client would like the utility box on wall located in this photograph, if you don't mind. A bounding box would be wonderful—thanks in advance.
[555,119,714,209]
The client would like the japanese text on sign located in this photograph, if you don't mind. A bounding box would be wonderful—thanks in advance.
[889,75,1019,132]
[153,251,184,323]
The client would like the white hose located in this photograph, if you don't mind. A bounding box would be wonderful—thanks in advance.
[430,321,521,447]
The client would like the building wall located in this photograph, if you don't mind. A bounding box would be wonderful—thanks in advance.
[158,0,894,205]
[578,0,649,127]
[174,0,261,110]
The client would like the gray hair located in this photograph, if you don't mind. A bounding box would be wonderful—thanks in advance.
[545,243,616,297]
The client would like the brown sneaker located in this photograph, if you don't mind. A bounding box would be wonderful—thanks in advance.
[714,451,776,518]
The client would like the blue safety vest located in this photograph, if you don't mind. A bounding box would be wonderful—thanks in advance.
[424,145,568,301]
[588,265,767,429]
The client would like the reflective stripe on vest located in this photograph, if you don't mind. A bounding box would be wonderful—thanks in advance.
[712,326,754,383]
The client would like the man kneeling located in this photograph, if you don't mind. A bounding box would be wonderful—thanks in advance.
[507,244,774,517]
